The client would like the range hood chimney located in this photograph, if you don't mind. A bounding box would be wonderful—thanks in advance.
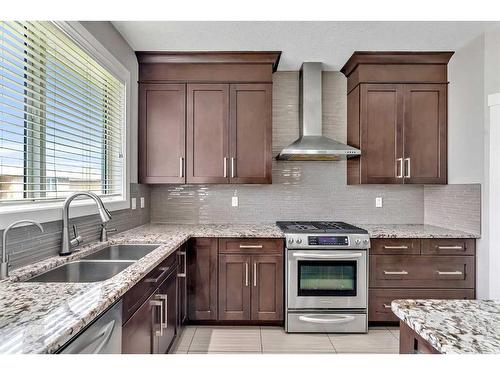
[277,62,361,161]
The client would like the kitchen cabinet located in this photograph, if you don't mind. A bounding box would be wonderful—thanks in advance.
[218,239,284,322]
[186,84,230,183]
[136,52,280,185]
[177,246,187,326]
[368,238,475,323]
[342,52,453,185]
[138,83,186,184]
[122,249,179,354]
[187,238,218,321]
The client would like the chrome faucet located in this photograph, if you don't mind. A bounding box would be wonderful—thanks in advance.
[1,220,44,280]
[61,192,112,256]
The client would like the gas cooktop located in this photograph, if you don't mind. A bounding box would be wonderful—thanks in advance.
[276,221,368,234]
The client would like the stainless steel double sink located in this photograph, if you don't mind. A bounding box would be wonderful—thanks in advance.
[22,244,159,283]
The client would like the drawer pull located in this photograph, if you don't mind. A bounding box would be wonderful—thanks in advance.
[145,266,170,284]
[436,246,463,250]
[298,315,356,324]
[437,271,463,275]
[383,304,392,309]
[239,244,263,249]
[383,270,408,275]
[383,245,409,249]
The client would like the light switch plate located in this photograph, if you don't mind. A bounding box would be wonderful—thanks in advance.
[131,197,137,210]
[232,196,238,207]
[375,197,383,208]
[140,197,145,208]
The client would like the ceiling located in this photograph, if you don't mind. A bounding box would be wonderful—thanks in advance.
[112,21,498,70]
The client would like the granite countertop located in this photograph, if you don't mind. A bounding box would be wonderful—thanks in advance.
[0,222,479,354]
[359,224,480,239]
[0,223,282,354]
[392,299,500,354]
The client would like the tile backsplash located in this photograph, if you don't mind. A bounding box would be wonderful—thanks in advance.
[1,183,150,269]
[151,71,425,225]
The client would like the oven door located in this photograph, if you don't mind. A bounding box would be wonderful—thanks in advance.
[287,249,367,309]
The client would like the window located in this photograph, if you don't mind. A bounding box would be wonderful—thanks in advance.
[0,21,125,204]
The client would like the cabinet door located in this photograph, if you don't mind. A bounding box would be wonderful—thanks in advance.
[177,248,188,326]
[122,291,160,354]
[218,253,251,321]
[139,83,186,184]
[229,84,272,184]
[403,84,447,184]
[186,84,229,183]
[360,84,404,184]
[157,270,178,354]
[251,255,283,321]
[187,238,218,320]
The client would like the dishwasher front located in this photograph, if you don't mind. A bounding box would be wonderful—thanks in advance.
[59,300,122,354]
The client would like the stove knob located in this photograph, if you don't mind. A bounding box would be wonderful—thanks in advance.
[363,239,370,245]
[296,238,303,244]
[355,239,361,245]
[288,238,294,245]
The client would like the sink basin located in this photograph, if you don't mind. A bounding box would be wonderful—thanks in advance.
[81,244,159,261]
[22,260,134,283]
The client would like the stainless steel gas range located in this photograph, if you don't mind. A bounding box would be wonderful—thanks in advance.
[276,221,370,333]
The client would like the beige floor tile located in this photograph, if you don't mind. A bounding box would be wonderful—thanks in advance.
[261,327,336,354]
[170,326,196,354]
[329,329,399,354]
[188,326,262,353]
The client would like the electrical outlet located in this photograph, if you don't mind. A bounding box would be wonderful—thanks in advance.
[131,197,137,210]
[375,197,383,208]
[232,196,239,207]
[140,197,145,208]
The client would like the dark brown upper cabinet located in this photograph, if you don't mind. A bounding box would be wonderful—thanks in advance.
[341,52,453,185]
[137,51,280,185]
[138,83,186,184]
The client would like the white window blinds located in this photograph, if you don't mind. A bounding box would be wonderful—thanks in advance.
[0,21,125,203]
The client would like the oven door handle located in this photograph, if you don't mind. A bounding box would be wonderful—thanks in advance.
[298,315,356,324]
[292,252,363,259]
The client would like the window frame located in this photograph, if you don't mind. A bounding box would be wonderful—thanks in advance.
[0,21,130,229]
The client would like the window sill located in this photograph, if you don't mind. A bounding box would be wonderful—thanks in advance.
[0,196,129,230]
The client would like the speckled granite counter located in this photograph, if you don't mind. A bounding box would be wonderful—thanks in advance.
[0,223,282,354]
[359,224,479,239]
[392,299,500,354]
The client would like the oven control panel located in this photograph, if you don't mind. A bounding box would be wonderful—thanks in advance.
[308,236,349,246]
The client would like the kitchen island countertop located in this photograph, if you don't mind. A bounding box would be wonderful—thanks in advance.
[391,299,500,354]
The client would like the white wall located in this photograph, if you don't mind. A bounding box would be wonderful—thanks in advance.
[80,21,139,184]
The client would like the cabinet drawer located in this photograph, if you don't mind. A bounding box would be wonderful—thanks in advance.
[123,250,179,324]
[370,238,421,255]
[219,238,284,254]
[369,288,475,322]
[370,255,475,289]
[421,239,475,256]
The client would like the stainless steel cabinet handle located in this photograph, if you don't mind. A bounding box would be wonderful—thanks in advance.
[179,157,184,178]
[404,157,411,178]
[150,300,163,336]
[383,245,409,249]
[177,251,187,278]
[437,271,463,275]
[437,246,463,250]
[145,266,170,284]
[245,262,249,287]
[239,244,263,249]
[253,262,257,287]
[383,304,392,309]
[223,157,228,178]
[383,270,408,275]
[231,157,235,178]
[298,315,356,324]
[396,158,403,178]
[156,294,168,329]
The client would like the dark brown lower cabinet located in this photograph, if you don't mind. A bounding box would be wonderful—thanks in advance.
[122,292,158,354]
[177,246,188,326]
[157,270,178,354]
[188,238,218,321]
[218,252,283,322]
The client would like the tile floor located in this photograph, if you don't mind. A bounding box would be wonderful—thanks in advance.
[170,326,400,354]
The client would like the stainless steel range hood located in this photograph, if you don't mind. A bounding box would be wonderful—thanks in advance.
[277,62,361,161]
